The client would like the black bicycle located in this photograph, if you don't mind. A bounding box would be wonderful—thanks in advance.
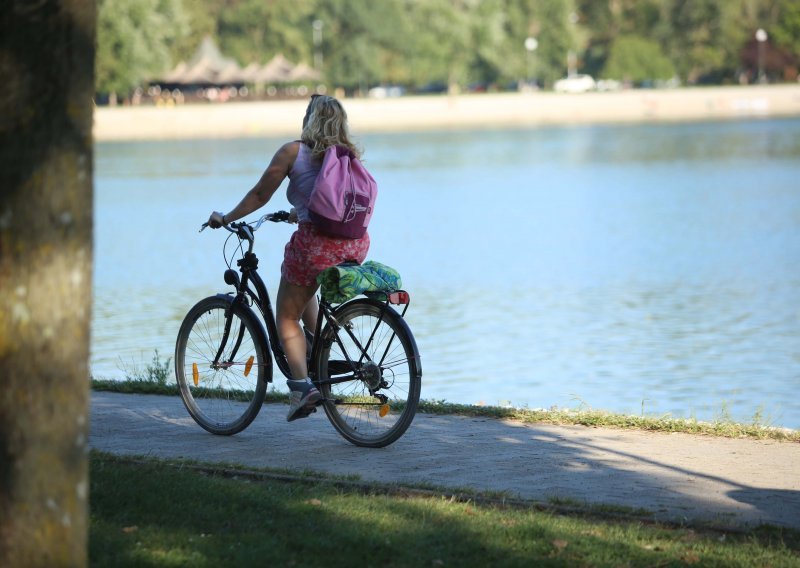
[174,211,422,447]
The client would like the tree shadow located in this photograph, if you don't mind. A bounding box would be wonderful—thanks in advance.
[409,415,800,529]
[90,452,753,567]
[90,392,800,530]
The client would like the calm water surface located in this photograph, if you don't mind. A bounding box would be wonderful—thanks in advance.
[94,118,800,429]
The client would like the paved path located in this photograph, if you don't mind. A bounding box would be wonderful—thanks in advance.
[89,392,800,530]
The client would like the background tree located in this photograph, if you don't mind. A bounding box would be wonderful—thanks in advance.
[575,0,625,78]
[0,1,95,565]
[96,0,188,101]
[316,0,409,94]
[90,0,800,97]
[603,35,676,84]
[403,0,473,92]
[217,0,315,66]
[529,0,578,85]
[766,0,800,79]
[469,0,524,89]
[172,0,224,61]
[663,0,729,83]
[771,0,800,56]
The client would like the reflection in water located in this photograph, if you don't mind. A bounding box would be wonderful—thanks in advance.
[94,119,800,429]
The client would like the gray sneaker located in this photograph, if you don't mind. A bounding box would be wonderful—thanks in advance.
[286,379,322,422]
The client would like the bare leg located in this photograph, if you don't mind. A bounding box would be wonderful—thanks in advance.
[276,276,319,380]
[301,294,319,333]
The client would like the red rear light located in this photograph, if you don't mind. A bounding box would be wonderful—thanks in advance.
[388,291,410,305]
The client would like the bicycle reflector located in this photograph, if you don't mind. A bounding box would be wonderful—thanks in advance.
[192,363,199,386]
[244,356,254,377]
[388,291,410,305]
[379,404,390,417]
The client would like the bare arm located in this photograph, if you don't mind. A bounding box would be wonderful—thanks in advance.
[207,142,299,227]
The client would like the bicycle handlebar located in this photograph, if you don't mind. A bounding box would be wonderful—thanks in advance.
[199,210,292,234]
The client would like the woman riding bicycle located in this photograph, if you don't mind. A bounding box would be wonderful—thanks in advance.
[206,95,369,421]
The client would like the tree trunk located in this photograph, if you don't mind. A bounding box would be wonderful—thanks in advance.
[0,2,95,566]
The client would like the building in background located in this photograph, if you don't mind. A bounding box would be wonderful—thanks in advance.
[149,36,323,104]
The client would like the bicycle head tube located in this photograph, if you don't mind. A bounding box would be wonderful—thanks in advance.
[237,250,259,271]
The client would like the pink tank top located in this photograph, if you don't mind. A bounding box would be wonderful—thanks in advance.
[286,143,322,223]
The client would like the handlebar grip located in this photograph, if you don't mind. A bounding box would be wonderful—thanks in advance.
[269,210,291,222]
[200,211,289,234]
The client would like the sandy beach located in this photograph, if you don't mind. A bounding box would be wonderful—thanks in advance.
[94,84,800,141]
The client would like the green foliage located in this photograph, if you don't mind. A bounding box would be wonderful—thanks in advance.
[603,35,676,83]
[117,349,172,386]
[96,0,189,96]
[771,0,800,56]
[401,0,478,91]
[315,0,410,93]
[96,0,800,96]
[170,0,222,62]
[217,0,315,66]
[664,0,728,82]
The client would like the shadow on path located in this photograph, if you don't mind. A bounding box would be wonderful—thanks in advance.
[89,392,800,529]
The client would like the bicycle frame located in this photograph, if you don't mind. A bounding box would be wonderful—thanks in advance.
[179,212,423,445]
[229,248,293,380]
[219,220,410,388]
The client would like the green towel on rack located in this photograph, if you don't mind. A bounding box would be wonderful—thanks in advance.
[317,260,403,304]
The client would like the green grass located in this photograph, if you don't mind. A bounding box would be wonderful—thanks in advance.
[417,399,800,442]
[113,349,173,387]
[90,452,800,567]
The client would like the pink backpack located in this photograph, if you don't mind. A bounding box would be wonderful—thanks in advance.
[308,145,377,239]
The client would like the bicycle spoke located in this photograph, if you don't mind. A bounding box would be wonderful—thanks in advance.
[175,298,269,436]
[317,301,420,447]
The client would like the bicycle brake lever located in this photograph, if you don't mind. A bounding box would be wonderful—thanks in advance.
[199,222,208,232]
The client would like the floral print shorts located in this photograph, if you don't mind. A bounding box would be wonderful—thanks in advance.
[281,222,370,287]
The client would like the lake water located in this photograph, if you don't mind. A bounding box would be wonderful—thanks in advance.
[94,118,800,429]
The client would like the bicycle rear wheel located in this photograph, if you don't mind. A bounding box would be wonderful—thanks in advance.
[316,299,421,448]
[175,296,270,435]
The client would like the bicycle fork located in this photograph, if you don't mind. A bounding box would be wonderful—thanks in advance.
[207,294,258,381]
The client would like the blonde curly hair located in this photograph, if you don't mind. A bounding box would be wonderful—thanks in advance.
[300,95,361,160]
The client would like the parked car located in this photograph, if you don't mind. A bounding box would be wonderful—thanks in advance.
[368,85,405,98]
[553,74,596,93]
[414,82,448,95]
[596,79,623,92]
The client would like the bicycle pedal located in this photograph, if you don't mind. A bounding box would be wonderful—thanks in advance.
[299,406,317,418]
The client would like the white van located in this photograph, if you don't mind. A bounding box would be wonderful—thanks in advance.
[554,74,596,93]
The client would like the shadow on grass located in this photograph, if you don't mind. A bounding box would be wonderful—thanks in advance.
[90,453,799,567]
[90,390,800,534]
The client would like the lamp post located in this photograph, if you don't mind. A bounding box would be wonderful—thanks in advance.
[524,37,538,89]
[755,28,767,84]
[567,11,579,77]
[313,19,324,71]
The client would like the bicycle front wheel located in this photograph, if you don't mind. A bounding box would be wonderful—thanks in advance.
[175,295,270,435]
[316,299,421,448]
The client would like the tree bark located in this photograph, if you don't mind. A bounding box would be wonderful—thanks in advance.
[0,2,95,566]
